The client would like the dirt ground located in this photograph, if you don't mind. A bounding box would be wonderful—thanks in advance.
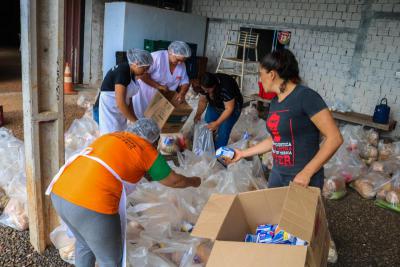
[0,47,399,267]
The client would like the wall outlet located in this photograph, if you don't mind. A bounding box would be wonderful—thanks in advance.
[396,71,400,78]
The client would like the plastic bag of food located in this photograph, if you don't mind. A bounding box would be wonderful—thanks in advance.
[158,133,187,155]
[50,223,76,264]
[352,171,391,199]
[126,219,145,243]
[192,122,215,157]
[323,176,347,200]
[359,142,378,162]
[378,141,395,161]
[0,198,28,231]
[326,148,367,182]
[151,231,201,267]
[327,240,338,263]
[0,172,28,231]
[127,245,175,267]
[0,128,25,189]
[369,159,400,176]
[365,129,379,147]
[339,125,364,151]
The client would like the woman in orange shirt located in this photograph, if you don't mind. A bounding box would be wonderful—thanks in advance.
[46,118,201,267]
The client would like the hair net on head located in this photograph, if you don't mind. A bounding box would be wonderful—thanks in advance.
[126,48,153,67]
[168,41,191,58]
[126,118,160,143]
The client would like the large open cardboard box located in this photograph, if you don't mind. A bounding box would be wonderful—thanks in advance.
[192,184,330,267]
[144,91,193,133]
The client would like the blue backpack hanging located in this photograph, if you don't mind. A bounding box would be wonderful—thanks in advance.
[373,98,390,124]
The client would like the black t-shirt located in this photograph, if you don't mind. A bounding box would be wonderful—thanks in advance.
[266,85,327,175]
[201,73,243,112]
[100,62,133,91]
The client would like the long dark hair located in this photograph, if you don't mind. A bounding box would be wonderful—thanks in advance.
[260,49,301,93]
[200,72,218,88]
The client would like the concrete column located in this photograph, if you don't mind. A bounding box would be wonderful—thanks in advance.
[20,0,64,253]
[83,0,105,87]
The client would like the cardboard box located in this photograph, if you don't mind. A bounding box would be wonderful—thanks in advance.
[144,91,193,133]
[192,184,330,267]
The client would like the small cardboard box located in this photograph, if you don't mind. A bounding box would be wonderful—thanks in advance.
[192,184,330,267]
[144,91,192,133]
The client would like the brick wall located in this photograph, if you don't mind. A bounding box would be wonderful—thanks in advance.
[191,0,400,137]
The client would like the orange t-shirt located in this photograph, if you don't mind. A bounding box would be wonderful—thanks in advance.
[52,132,160,214]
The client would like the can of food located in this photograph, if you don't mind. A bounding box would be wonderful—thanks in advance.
[216,146,235,161]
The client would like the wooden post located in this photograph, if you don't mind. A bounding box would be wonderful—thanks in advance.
[20,0,64,253]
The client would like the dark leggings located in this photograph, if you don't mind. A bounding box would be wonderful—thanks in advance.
[268,168,324,190]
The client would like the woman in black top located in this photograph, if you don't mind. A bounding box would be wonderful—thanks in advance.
[229,49,343,189]
[94,49,153,135]
[194,72,243,149]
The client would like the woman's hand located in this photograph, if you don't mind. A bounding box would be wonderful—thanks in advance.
[224,149,244,165]
[293,169,313,187]
[207,121,219,132]
[173,92,185,104]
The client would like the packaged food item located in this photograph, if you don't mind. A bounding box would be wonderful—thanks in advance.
[158,133,187,155]
[376,189,388,200]
[359,143,378,161]
[244,224,307,246]
[322,176,347,200]
[328,240,338,263]
[365,129,379,147]
[352,179,375,199]
[352,171,391,199]
[386,191,400,206]
[378,141,395,161]
[215,147,235,161]
[245,234,258,243]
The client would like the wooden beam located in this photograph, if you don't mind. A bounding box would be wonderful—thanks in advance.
[332,111,397,132]
[20,0,64,253]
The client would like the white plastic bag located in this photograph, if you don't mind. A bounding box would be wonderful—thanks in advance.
[50,223,76,264]
[64,114,100,159]
[192,122,215,157]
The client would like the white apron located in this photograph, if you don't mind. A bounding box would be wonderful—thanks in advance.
[99,80,139,135]
[132,50,189,118]
[46,147,134,267]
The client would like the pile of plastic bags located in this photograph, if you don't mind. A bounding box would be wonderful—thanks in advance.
[64,95,100,159]
[124,147,267,267]
[322,124,400,213]
[0,128,29,231]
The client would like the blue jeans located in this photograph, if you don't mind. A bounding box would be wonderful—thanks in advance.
[205,105,241,149]
[93,104,99,124]
[268,168,324,190]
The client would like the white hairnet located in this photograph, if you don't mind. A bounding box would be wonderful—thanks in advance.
[168,41,191,58]
[126,118,160,143]
[126,48,153,67]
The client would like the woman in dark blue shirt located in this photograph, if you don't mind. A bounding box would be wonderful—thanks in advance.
[230,49,343,189]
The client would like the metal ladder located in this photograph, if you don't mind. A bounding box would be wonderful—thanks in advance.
[216,30,260,91]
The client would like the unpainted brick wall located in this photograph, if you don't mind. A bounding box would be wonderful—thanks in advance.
[191,0,400,137]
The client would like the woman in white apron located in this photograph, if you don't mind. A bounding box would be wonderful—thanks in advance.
[46,118,201,267]
[132,41,191,118]
[97,49,153,135]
